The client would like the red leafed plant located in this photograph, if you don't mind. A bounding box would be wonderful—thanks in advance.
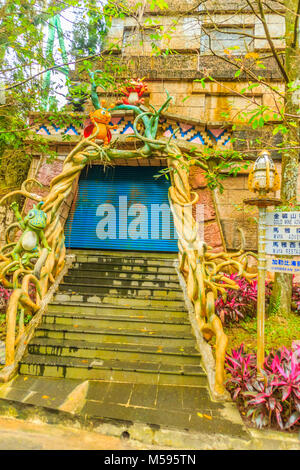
[225,344,300,430]
[0,286,12,313]
[215,275,300,323]
[225,344,256,400]
[215,274,270,324]
[292,283,300,314]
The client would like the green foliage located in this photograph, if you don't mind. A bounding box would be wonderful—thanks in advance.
[188,148,250,193]
[71,0,106,57]
[0,1,137,191]
[154,146,250,193]
[0,150,31,190]
[224,307,300,355]
[150,0,169,10]
[274,203,300,212]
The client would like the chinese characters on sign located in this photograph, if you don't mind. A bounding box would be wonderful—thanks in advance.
[265,211,300,273]
[266,211,300,226]
[267,226,300,241]
[266,240,300,256]
[267,257,300,274]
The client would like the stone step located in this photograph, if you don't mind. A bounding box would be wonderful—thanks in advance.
[19,354,205,385]
[54,293,186,309]
[68,268,179,282]
[34,323,196,347]
[69,249,177,260]
[27,338,201,365]
[47,302,188,319]
[74,254,177,268]
[44,310,189,325]
[72,262,177,275]
[42,312,191,333]
[59,282,183,299]
[63,274,180,290]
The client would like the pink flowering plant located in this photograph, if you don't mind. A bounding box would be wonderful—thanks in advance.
[225,344,300,430]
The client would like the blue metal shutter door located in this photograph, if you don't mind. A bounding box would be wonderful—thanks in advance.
[64,166,178,252]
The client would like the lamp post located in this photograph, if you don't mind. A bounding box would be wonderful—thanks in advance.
[244,151,281,372]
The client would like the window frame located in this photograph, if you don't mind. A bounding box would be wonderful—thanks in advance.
[200,24,255,55]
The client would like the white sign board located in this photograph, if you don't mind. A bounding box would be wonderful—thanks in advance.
[266,211,300,226]
[265,210,300,256]
[266,241,300,256]
[267,257,300,274]
[266,226,300,241]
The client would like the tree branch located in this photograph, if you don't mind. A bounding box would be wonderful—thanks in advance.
[255,0,290,82]
[292,0,300,48]
[201,27,285,100]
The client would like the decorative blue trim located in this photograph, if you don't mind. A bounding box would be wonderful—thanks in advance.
[64,125,80,135]
[121,122,135,134]
[189,132,205,144]
[223,135,231,146]
[178,123,193,138]
[37,125,51,135]
[164,125,177,139]
[207,129,226,141]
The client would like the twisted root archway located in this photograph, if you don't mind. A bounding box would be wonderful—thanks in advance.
[0,93,257,395]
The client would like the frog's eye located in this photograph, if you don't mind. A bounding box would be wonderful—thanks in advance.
[101,110,106,115]
[28,211,35,218]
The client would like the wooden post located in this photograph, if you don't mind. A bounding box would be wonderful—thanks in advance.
[257,206,267,371]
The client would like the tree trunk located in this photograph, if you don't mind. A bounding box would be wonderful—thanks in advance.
[271,0,300,315]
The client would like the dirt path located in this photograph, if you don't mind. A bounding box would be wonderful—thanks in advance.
[0,416,163,450]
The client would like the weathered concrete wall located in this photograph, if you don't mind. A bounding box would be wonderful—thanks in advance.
[189,166,224,251]
[143,80,283,122]
[107,9,285,54]
[24,151,77,230]
[103,1,285,127]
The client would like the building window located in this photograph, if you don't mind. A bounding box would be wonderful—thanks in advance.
[200,26,254,54]
[122,27,161,54]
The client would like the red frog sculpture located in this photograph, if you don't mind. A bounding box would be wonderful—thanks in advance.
[83,100,117,145]
[117,79,147,106]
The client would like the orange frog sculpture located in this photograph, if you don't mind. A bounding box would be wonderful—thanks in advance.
[83,100,117,146]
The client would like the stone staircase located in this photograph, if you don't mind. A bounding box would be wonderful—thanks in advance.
[0,250,250,447]
[19,250,205,384]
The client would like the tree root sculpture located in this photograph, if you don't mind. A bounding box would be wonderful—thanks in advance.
[0,90,257,396]
[0,128,105,368]
[167,148,256,396]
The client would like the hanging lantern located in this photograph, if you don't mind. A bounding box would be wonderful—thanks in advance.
[248,150,280,195]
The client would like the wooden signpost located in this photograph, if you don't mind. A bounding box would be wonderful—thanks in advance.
[266,211,300,275]
[244,150,300,373]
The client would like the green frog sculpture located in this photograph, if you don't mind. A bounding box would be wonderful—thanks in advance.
[10,201,51,266]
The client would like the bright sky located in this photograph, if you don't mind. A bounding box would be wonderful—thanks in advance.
[46,6,76,108]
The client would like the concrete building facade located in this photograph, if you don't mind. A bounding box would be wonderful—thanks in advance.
[2,1,299,255]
